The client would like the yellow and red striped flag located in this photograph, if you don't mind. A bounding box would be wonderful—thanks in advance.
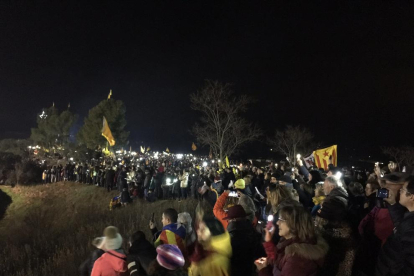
[313,145,337,170]
[101,116,115,146]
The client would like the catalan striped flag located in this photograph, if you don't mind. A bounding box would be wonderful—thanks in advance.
[101,116,115,146]
[313,145,337,170]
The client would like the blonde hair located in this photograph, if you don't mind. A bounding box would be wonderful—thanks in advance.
[279,205,315,241]
[267,184,293,212]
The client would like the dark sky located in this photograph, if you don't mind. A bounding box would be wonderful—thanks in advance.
[1,1,413,160]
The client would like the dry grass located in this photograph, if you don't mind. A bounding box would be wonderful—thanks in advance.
[0,183,198,276]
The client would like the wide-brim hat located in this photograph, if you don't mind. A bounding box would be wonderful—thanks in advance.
[381,172,411,184]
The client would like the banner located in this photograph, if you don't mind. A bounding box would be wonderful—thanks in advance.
[225,156,230,168]
[303,153,315,168]
[101,116,115,146]
[313,145,337,170]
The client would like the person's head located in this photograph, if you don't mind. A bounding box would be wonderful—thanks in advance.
[314,182,325,197]
[224,205,247,222]
[197,217,225,243]
[316,197,348,228]
[365,180,380,196]
[238,194,256,222]
[162,208,178,227]
[277,175,292,185]
[309,170,324,184]
[270,173,279,184]
[323,176,342,195]
[277,205,315,241]
[265,172,271,180]
[382,172,410,195]
[399,177,414,211]
[129,230,146,247]
[266,184,293,212]
[151,244,185,272]
[348,182,364,197]
[177,212,193,232]
[92,226,123,251]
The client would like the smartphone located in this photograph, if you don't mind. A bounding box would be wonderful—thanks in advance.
[266,215,274,232]
[229,191,239,198]
[377,188,389,199]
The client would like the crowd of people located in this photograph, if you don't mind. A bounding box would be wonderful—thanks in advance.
[65,152,413,276]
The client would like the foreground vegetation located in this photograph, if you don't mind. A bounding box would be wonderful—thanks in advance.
[0,183,198,276]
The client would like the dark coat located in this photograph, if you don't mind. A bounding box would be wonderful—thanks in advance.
[376,204,414,276]
[127,238,157,276]
[325,186,348,208]
[106,169,116,186]
[227,219,264,276]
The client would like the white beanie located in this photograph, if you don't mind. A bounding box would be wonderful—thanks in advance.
[93,226,123,251]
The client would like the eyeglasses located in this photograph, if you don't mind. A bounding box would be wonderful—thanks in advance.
[400,188,412,196]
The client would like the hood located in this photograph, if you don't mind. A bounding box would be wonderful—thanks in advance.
[163,223,187,239]
[206,231,232,258]
[285,236,329,261]
[102,250,127,272]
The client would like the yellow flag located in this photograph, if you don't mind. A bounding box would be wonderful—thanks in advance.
[108,89,112,100]
[192,142,197,151]
[225,156,230,168]
[101,116,115,146]
[313,145,337,170]
[140,146,145,154]
[146,147,151,152]
[166,148,170,153]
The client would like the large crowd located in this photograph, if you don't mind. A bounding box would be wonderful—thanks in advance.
[45,153,413,276]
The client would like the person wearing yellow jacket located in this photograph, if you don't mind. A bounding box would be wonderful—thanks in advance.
[188,217,232,276]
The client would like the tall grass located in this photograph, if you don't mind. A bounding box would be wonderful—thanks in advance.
[0,183,198,276]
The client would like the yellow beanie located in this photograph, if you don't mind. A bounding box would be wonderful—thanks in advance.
[234,179,245,190]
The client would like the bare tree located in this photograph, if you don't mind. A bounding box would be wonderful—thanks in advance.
[269,125,314,165]
[382,146,414,170]
[191,80,262,162]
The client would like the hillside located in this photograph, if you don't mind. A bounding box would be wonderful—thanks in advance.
[0,183,198,276]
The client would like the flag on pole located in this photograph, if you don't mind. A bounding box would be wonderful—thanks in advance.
[209,147,213,159]
[166,148,170,153]
[313,145,337,170]
[192,142,197,151]
[140,146,145,154]
[108,89,112,100]
[101,116,115,146]
[225,156,230,168]
[146,147,151,152]
[303,153,315,169]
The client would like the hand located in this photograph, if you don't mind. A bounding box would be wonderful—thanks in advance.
[264,227,275,242]
[293,167,299,175]
[297,159,303,167]
[374,165,381,178]
[149,220,155,229]
[383,189,397,205]
[254,257,268,271]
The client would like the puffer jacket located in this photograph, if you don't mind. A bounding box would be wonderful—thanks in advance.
[259,235,328,276]
[180,172,189,188]
[91,249,128,276]
[189,231,232,276]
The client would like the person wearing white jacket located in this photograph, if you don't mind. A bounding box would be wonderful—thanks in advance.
[179,170,189,201]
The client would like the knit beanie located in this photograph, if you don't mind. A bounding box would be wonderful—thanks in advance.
[234,179,245,190]
[156,244,185,270]
[94,226,123,251]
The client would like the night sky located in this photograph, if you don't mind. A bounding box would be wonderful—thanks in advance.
[1,1,413,160]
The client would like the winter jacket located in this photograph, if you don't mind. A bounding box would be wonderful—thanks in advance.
[91,249,128,276]
[79,249,105,276]
[106,169,116,186]
[188,231,232,276]
[153,223,187,261]
[325,186,348,207]
[376,204,414,276]
[180,172,189,188]
[227,219,264,276]
[318,224,356,276]
[259,235,328,276]
[127,238,157,276]
[213,191,230,229]
[358,206,394,245]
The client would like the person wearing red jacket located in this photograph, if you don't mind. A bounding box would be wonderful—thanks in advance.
[255,205,328,276]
